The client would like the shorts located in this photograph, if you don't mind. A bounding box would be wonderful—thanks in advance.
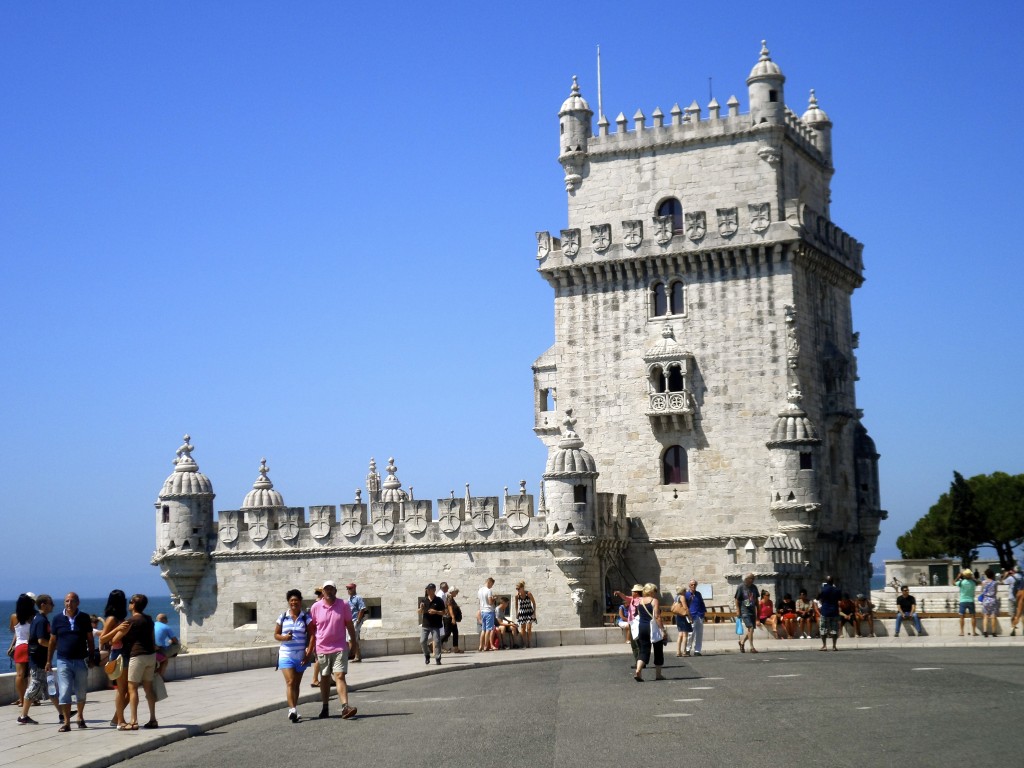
[317,651,348,678]
[958,601,975,615]
[13,644,29,664]
[127,653,157,684]
[54,657,88,706]
[481,612,495,631]
[25,665,49,703]
[819,616,839,636]
[981,598,998,617]
[278,653,307,671]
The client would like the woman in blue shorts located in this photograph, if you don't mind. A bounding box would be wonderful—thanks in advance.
[275,589,311,723]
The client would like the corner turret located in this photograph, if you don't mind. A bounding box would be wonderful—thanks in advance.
[558,76,593,191]
[155,434,215,554]
[746,40,785,126]
[801,88,833,165]
[543,409,599,536]
[153,435,215,614]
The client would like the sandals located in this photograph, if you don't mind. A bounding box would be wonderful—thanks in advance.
[749,649,759,653]
[58,723,71,733]
[118,722,139,731]
[76,719,88,729]
[738,641,745,653]
[143,720,158,729]
[633,673,644,683]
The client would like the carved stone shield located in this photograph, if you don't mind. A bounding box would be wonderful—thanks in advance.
[652,215,673,245]
[470,497,498,532]
[560,228,581,258]
[338,504,364,538]
[504,494,533,531]
[404,500,430,535]
[749,202,771,234]
[590,224,611,253]
[536,231,551,260]
[685,211,706,242]
[249,510,269,543]
[716,208,738,238]
[310,506,334,539]
[219,511,238,545]
[278,510,300,542]
[371,502,396,537]
[438,498,463,533]
[621,220,643,248]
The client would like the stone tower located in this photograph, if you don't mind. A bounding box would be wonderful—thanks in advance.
[533,42,885,599]
[153,435,215,615]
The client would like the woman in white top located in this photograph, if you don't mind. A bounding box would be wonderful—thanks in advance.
[10,594,36,707]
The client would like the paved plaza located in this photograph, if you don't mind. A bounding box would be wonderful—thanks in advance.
[4,638,1021,768]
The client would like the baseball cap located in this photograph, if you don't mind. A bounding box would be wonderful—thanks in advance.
[322,580,337,589]
[346,583,357,589]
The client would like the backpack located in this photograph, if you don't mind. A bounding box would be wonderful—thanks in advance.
[277,611,310,636]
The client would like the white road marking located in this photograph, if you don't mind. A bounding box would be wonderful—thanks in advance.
[674,698,704,702]
[657,713,693,718]
[689,686,715,690]
[768,673,801,678]
[911,667,942,671]
[856,706,872,710]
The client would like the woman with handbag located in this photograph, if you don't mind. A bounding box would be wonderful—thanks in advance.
[633,583,666,682]
[671,586,692,657]
[513,581,537,649]
[98,590,129,728]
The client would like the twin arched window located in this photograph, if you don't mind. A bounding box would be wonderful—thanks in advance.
[651,280,685,317]
[650,363,685,393]
[662,445,688,484]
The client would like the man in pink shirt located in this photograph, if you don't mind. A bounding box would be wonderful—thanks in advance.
[305,580,359,720]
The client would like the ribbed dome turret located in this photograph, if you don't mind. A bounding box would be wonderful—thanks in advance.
[801,89,831,125]
[559,75,592,114]
[241,458,285,508]
[545,409,598,476]
[747,40,784,82]
[380,457,409,502]
[767,390,821,446]
[160,435,214,498]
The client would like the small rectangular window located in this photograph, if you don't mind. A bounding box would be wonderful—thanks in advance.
[162,505,170,523]
[799,453,813,470]
[233,602,257,629]
[540,388,551,412]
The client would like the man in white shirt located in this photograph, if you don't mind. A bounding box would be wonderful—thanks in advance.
[477,578,495,652]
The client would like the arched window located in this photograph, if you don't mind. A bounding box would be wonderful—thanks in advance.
[666,364,684,392]
[651,282,667,317]
[662,445,688,484]
[657,198,683,233]
[670,281,685,315]
[651,365,666,393]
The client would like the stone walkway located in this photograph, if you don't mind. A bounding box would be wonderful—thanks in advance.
[4,632,1019,768]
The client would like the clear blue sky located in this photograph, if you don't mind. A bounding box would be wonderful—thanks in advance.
[2,2,1021,598]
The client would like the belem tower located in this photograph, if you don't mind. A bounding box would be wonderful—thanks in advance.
[153,43,886,647]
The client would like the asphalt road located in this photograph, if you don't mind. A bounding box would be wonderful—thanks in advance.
[121,648,1023,768]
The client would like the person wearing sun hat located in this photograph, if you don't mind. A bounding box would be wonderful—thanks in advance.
[955,567,979,636]
[612,584,645,664]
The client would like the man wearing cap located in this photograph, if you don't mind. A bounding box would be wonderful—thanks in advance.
[419,583,446,665]
[345,584,367,662]
[306,581,359,720]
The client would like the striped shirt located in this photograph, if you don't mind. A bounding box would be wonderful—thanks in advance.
[277,612,310,659]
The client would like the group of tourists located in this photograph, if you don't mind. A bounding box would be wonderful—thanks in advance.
[9,589,177,734]
[953,566,1024,636]
[271,576,538,722]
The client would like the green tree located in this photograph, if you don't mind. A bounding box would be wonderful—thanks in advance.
[896,471,1024,569]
